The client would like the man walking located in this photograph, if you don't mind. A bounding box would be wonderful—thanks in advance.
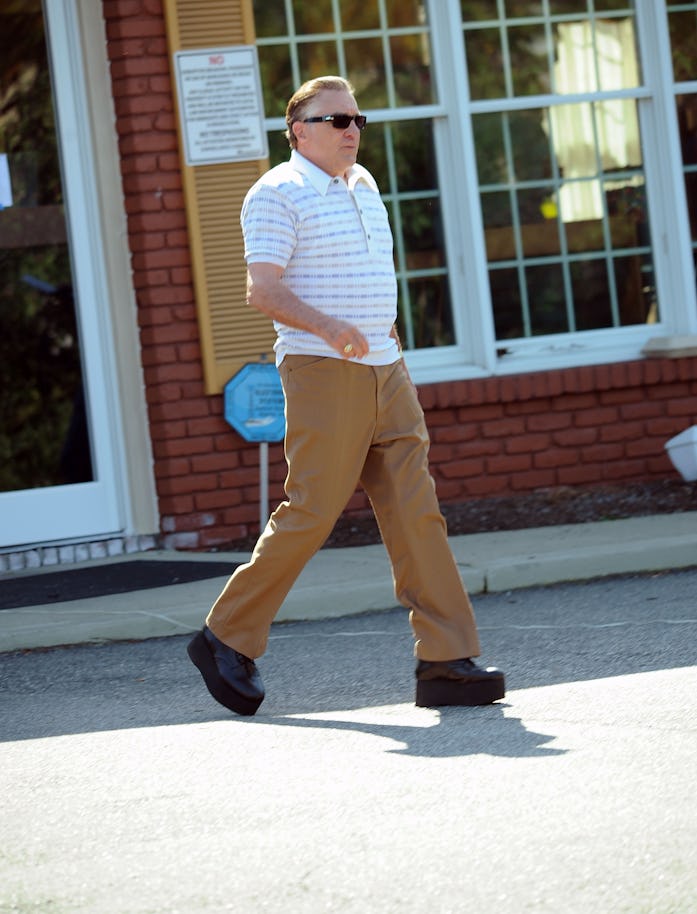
[187,76,505,714]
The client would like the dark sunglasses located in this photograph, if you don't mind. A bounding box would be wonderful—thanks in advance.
[302,113,368,130]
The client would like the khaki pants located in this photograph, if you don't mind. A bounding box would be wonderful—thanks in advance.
[207,355,481,661]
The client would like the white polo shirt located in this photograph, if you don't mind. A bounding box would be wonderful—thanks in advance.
[241,150,400,367]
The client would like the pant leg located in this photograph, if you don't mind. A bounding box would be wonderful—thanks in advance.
[359,360,481,661]
[206,356,377,659]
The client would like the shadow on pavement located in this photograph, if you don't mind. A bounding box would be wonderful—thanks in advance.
[254,705,566,758]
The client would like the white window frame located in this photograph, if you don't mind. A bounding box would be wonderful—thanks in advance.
[257,0,697,387]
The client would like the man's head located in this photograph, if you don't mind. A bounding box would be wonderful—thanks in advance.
[285,76,366,178]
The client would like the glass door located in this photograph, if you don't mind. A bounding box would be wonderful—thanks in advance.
[0,0,123,549]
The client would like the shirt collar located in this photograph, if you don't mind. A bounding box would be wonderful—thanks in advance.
[290,149,377,195]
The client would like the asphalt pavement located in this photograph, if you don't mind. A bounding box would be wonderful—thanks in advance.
[1,566,696,913]
[1,512,697,912]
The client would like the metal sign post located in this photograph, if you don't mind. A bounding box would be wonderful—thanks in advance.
[223,362,285,531]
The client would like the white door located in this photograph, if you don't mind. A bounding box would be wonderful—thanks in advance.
[0,0,124,549]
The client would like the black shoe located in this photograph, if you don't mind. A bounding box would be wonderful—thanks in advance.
[415,658,505,707]
[187,627,265,715]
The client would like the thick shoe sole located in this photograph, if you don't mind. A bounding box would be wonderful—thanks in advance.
[415,675,505,708]
[187,630,264,716]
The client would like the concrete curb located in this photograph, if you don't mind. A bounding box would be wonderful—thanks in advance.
[1,512,696,653]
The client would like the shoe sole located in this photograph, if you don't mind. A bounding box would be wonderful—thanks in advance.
[187,630,264,716]
[415,675,505,707]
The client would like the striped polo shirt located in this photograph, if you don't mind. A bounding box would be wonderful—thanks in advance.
[241,149,400,367]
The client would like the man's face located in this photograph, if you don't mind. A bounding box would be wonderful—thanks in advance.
[292,88,363,178]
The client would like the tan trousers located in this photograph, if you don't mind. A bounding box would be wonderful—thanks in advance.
[206,355,481,661]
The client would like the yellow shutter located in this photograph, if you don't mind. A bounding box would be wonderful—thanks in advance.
[163,0,274,394]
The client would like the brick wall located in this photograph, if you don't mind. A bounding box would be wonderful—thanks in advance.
[103,1,697,552]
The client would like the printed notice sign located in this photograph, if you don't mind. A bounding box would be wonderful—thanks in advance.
[173,46,268,166]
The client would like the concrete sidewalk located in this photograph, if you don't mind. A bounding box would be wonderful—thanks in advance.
[1,511,696,653]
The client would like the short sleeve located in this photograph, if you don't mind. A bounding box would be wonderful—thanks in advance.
[240,183,298,269]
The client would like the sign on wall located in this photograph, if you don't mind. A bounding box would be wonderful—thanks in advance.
[173,45,268,166]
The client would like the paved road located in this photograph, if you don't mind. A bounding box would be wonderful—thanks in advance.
[1,570,696,913]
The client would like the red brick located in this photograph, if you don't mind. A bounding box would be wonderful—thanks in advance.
[153,437,214,459]
[505,433,551,454]
[574,407,619,428]
[666,399,697,418]
[481,418,526,438]
[112,54,169,81]
[458,404,505,422]
[553,393,597,411]
[464,477,510,496]
[558,464,604,485]
[439,459,486,479]
[193,489,241,511]
[602,460,647,480]
[149,419,187,440]
[154,457,190,478]
[509,470,556,490]
[158,495,195,515]
[486,454,532,474]
[552,427,597,447]
[625,438,666,458]
[620,401,664,420]
[527,413,572,431]
[533,448,578,469]
[598,422,644,443]
[581,443,624,462]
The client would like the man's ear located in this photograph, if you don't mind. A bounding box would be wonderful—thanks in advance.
[291,121,305,146]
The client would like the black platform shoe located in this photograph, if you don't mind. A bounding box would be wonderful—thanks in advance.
[415,658,505,707]
[187,627,265,715]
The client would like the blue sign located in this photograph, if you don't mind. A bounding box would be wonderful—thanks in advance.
[223,362,285,443]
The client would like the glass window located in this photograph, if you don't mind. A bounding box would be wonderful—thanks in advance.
[463,1,641,100]
[253,0,446,352]
[0,3,93,492]
[463,1,656,344]
[251,1,694,371]
[669,1,697,282]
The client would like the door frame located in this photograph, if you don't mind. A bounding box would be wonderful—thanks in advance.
[0,0,157,550]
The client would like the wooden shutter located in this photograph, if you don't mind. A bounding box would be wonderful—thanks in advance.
[163,0,274,394]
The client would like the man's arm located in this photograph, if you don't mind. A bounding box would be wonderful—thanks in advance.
[246,262,369,359]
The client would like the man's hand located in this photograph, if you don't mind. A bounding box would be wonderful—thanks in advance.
[324,319,369,359]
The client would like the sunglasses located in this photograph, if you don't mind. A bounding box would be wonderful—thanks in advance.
[302,113,368,130]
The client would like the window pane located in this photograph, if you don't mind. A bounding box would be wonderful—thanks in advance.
[298,40,339,83]
[258,45,293,118]
[340,0,380,30]
[489,268,523,339]
[465,28,506,100]
[668,10,697,81]
[475,100,657,341]
[526,264,568,335]
[482,192,515,262]
[403,276,454,348]
[252,0,287,38]
[463,3,639,100]
[401,198,446,270]
[473,114,507,185]
[344,38,387,106]
[386,0,426,27]
[510,110,552,182]
[509,24,550,97]
[292,0,334,34]
[678,95,697,166]
[390,33,434,106]
[570,260,613,330]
